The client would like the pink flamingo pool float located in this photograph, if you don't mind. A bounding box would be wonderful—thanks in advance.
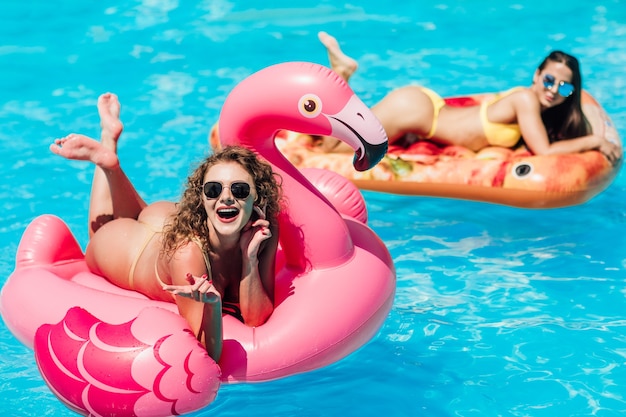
[0,61,396,416]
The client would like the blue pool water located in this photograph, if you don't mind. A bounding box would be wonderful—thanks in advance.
[1,1,626,416]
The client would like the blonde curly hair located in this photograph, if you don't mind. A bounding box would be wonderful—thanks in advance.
[161,145,283,258]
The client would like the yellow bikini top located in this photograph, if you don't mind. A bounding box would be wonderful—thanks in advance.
[480,87,524,147]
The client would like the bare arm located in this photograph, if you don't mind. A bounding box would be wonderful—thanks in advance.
[515,90,621,164]
[161,244,223,362]
[238,205,277,326]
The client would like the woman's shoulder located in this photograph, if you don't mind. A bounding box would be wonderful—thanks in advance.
[170,238,206,263]
[505,87,540,109]
[501,86,531,98]
[166,239,209,279]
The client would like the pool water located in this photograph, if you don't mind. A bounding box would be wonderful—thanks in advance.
[1,1,626,416]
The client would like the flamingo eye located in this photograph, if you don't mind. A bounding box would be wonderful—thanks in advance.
[298,94,322,118]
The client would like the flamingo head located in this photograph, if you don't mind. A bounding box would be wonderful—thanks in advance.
[218,62,388,171]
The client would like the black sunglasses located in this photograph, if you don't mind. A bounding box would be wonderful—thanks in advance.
[542,74,574,98]
[203,181,251,200]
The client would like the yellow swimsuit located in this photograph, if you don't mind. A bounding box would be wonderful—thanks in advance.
[480,87,524,147]
[419,86,522,146]
[128,222,160,290]
[419,87,446,139]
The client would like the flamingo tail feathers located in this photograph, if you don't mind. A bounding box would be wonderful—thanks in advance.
[15,215,85,269]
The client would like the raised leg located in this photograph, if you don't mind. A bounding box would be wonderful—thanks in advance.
[318,33,435,147]
[50,93,147,236]
[318,31,358,82]
[311,32,360,153]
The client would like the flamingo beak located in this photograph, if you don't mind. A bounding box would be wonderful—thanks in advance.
[353,140,387,171]
[327,95,389,172]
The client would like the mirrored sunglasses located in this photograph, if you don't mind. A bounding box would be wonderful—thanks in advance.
[542,74,574,98]
[203,181,251,200]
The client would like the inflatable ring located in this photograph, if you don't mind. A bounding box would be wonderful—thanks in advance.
[0,62,396,416]
[213,91,621,209]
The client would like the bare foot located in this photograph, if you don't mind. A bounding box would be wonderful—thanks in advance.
[97,92,123,150]
[318,31,358,82]
[50,133,119,169]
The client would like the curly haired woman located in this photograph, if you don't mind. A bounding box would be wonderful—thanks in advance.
[50,93,283,361]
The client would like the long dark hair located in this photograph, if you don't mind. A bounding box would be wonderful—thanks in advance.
[538,51,590,141]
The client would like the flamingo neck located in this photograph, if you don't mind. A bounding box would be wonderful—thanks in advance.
[219,111,354,269]
[261,144,354,270]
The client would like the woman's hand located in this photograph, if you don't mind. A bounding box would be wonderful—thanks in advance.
[240,205,273,262]
[162,273,221,304]
[598,136,622,165]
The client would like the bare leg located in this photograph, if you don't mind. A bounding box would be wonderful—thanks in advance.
[50,133,146,237]
[310,32,360,153]
[99,92,123,152]
[87,93,127,232]
[318,31,358,82]
[90,93,146,235]
[51,116,146,237]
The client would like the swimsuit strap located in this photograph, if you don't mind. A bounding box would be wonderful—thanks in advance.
[483,87,526,107]
[128,223,159,290]
[191,236,213,282]
[154,261,168,288]
[191,237,244,321]
[419,87,446,139]
[154,236,213,288]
